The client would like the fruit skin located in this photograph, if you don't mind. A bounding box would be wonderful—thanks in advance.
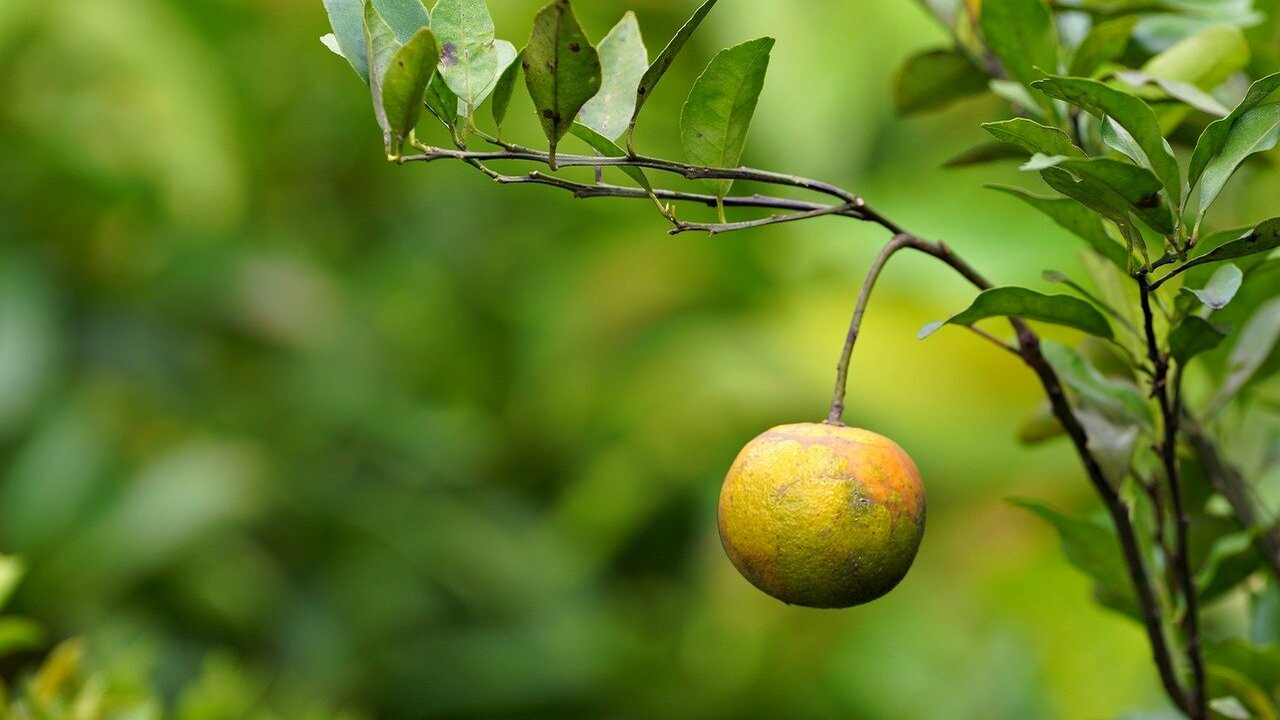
[717,422,926,609]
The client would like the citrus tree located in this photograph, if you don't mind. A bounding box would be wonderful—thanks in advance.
[320,0,1280,716]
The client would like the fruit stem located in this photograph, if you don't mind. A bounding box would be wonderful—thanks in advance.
[827,234,912,425]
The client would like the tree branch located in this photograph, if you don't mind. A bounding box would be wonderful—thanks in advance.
[1140,277,1208,720]
[399,146,1198,718]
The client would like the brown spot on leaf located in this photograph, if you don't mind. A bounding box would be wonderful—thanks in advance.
[569,42,581,53]
[441,43,458,67]
[542,109,555,119]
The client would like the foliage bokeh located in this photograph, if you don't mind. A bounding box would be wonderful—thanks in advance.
[2,0,1278,717]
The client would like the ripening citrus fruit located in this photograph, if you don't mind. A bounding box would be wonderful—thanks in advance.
[717,422,926,608]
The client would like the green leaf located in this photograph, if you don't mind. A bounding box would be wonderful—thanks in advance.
[364,2,402,147]
[425,70,460,132]
[380,28,440,154]
[432,0,498,111]
[1196,531,1261,602]
[458,39,516,116]
[628,0,720,148]
[1034,155,1176,235]
[1176,218,1280,274]
[1033,75,1182,206]
[1183,263,1243,310]
[524,0,603,167]
[919,287,1115,340]
[0,555,21,610]
[491,48,524,130]
[1141,25,1250,91]
[1006,497,1137,618]
[1017,400,1065,444]
[569,123,653,192]
[982,118,1084,157]
[1041,340,1153,430]
[0,618,45,658]
[893,48,990,115]
[371,0,430,45]
[1069,15,1137,77]
[986,184,1130,268]
[322,0,370,82]
[578,13,648,141]
[680,37,775,201]
[1170,316,1230,364]
[944,142,1030,168]
[1198,104,1280,220]
[978,0,1058,89]
[1189,73,1280,197]
[1207,297,1280,415]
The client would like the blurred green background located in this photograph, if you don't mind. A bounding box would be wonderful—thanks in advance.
[6,0,1276,717]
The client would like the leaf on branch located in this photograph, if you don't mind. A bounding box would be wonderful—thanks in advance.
[1189,73,1280,200]
[1016,400,1065,444]
[323,0,370,82]
[1183,263,1244,310]
[432,0,498,112]
[1170,316,1230,364]
[1032,155,1176,235]
[1006,497,1138,618]
[1197,103,1280,222]
[982,118,1084,158]
[372,0,431,45]
[364,2,402,150]
[491,48,524,131]
[986,184,1130,269]
[680,37,775,202]
[628,0,720,149]
[893,48,990,115]
[1195,530,1261,602]
[578,12,648,141]
[944,142,1030,168]
[1206,296,1280,417]
[978,0,1057,93]
[1032,75,1182,206]
[1175,218,1280,274]
[425,71,460,132]
[380,28,441,155]
[918,287,1115,341]
[1069,15,1136,78]
[524,0,602,168]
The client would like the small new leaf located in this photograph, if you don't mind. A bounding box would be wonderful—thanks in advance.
[525,0,603,167]
[680,37,775,202]
[1183,264,1244,310]
[919,287,1114,341]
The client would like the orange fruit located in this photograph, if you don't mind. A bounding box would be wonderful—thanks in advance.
[717,422,926,608]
